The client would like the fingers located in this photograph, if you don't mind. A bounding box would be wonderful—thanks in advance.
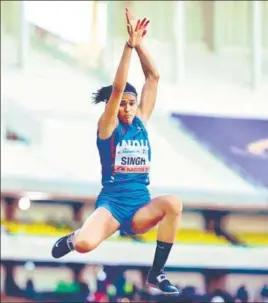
[125,8,131,25]
[125,9,133,35]
[125,8,150,30]
[140,17,148,28]
[126,7,135,20]
[144,19,150,28]
[127,23,132,35]
[138,18,150,33]
[135,19,141,31]
[142,29,147,38]
[125,7,150,39]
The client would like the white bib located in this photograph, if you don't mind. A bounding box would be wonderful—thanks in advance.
[114,139,150,174]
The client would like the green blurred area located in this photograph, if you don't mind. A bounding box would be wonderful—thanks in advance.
[109,1,268,50]
[1,0,267,83]
[1,1,19,34]
[2,0,267,49]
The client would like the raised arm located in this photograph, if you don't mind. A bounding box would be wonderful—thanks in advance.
[98,10,149,139]
[98,42,133,139]
[125,8,160,124]
[136,42,160,123]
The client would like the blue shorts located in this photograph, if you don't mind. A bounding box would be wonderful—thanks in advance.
[95,184,151,235]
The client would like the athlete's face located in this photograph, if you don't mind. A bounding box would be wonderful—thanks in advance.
[118,93,138,124]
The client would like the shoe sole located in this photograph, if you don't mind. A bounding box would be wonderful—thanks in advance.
[146,282,180,296]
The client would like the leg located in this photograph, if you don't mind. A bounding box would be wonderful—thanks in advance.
[132,194,183,241]
[51,207,120,258]
[131,194,183,295]
[74,207,120,252]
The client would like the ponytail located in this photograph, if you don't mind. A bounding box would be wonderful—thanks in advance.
[92,82,138,104]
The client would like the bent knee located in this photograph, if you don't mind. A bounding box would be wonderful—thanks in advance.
[75,239,98,253]
[164,195,183,215]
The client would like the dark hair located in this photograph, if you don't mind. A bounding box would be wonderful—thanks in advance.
[92,82,138,104]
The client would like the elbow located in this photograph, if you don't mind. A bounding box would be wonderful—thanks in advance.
[146,73,160,82]
[154,73,160,82]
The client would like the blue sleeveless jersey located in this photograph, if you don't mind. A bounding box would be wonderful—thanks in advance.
[97,116,151,188]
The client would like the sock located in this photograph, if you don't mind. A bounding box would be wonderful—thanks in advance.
[151,240,173,275]
[68,229,80,250]
[66,233,75,251]
[52,229,81,259]
[62,229,80,252]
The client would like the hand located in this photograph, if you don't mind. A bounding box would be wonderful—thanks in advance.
[125,8,150,48]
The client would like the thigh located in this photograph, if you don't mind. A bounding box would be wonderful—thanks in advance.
[97,186,151,226]
[76,207,120,247]
[131,195,168,234]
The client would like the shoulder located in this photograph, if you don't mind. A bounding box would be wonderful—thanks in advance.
[134,115,148,132]
[134,115,143,125]
[97,115,121,142]
[135,111,150,127]
[98,113,121,126]
[97,114,120,134]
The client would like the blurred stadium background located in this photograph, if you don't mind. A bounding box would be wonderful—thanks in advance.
[1,1,268,302]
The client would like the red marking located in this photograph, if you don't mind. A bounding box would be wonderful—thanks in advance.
[110,134,115,159]
[114,165,150,173]
[110,134,116,176]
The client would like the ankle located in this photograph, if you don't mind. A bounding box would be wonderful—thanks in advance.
[149,268,164,276]
[70,229,80,248]
[66,229,80,251]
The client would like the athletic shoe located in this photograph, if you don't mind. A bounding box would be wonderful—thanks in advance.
[147,269,180,295]
[51,232,75,259]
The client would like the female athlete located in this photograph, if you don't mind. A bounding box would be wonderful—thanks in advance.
[51,8,183,295]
